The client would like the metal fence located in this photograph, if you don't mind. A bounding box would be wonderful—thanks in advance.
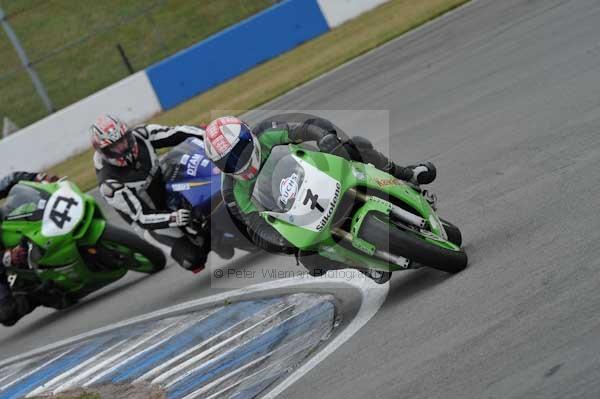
[0,0,273,131]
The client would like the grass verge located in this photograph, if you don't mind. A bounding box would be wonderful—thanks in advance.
[0,0,273,127]
[49,0,470,192]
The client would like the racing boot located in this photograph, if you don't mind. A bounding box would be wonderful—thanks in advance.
[171,236,208,274]
[0,294,38,326]
[407,162,437,185]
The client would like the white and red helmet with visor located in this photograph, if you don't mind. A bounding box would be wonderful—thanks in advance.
[90,115,139,167]
[204,116,261,181]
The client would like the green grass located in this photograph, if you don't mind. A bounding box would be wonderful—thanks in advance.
[49,0,470,192]
[0,0,273,127]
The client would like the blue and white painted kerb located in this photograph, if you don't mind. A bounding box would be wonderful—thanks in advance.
[145,0,390,110]
[0,295,335,399]
[0,272,388,398]
[0,0,390,172]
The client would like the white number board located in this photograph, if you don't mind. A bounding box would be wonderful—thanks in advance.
[41,182,85,237]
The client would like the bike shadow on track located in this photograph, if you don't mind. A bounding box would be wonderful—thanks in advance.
[156,251,272,304]
[0,275,152,344]
[384,267,460,308]
[384,241,476,308]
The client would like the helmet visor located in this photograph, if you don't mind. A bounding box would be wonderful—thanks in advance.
[101,131,135,160]
[213,129,255,174]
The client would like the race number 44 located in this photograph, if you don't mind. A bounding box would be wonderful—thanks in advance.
[49,196,79,228]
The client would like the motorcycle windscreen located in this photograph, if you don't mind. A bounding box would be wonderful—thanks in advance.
[161,138,217,181]
[163,137,222,214]
[252,145,305,213]
[2,184,49,222]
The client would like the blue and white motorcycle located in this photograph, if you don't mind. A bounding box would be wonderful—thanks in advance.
[161,138,256,258]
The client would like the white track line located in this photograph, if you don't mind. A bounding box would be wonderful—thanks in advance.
[195,326,333,399]
[160,301,327,389]
[153,304,296,386]
[139,303,294,384]
[0,348,74,392]
[26,338,128,397]
[79,315,203,388]
[263,271,389,398]
[0,359,31,386]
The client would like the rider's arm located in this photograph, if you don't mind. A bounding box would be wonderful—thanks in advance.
[0,171,39,199]
[136,124,205,149]
[222,176,297,255]
[99,180,187,230]
[251,114,341,149]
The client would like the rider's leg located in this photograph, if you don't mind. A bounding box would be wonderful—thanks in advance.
[0,292,38,327]
[0,269,18,326]
[347,136,437,185]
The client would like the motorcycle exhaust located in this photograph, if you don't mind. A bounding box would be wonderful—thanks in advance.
[351,190,427,229]
[375,249,410,268]
[332,228,411,269]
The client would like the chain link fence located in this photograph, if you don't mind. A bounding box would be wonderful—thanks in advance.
[0,0,273,131]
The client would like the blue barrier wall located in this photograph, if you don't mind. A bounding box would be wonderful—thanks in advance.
[147,0,329,110]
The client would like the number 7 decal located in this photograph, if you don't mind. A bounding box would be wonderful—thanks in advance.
[303,189,325,212]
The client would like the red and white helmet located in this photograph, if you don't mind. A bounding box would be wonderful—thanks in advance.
[204,116,261,181]
[90,115,139,167]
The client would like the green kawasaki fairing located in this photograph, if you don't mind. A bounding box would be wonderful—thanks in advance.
[253,145,467,282]
[1,180,165,307]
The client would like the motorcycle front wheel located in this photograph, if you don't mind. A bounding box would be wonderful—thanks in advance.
[359,214,468,274]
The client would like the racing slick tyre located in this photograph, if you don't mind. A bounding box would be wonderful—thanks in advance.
[359,214,467,274]
[100,224,166,274]
[440,218,462,247]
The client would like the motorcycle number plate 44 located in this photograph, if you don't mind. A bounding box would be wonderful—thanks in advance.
[267,156,342,232]
[41,182,85,237]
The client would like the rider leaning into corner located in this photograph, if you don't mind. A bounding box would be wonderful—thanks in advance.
[0,172,58,326]
[203,113,437,276]
[91,115,213,273]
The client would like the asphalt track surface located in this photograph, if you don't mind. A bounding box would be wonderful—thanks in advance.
[2,0,600,397]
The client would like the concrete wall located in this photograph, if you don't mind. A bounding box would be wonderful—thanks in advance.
[0,72,161,172]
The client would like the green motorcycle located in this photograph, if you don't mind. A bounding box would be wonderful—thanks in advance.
[252,145,468,284]
[1,180,166,309]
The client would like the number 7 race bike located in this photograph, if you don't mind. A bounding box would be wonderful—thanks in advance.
[1,180,166,312]
[252,144,468,284]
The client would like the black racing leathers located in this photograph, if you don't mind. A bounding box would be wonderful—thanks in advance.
[0,172,41,326]
[94,124,205,230]
[94,124,210,270]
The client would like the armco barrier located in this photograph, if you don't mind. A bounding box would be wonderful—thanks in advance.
[146,0,329,110]
[0,71,161,172]
[316,0,390,28]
